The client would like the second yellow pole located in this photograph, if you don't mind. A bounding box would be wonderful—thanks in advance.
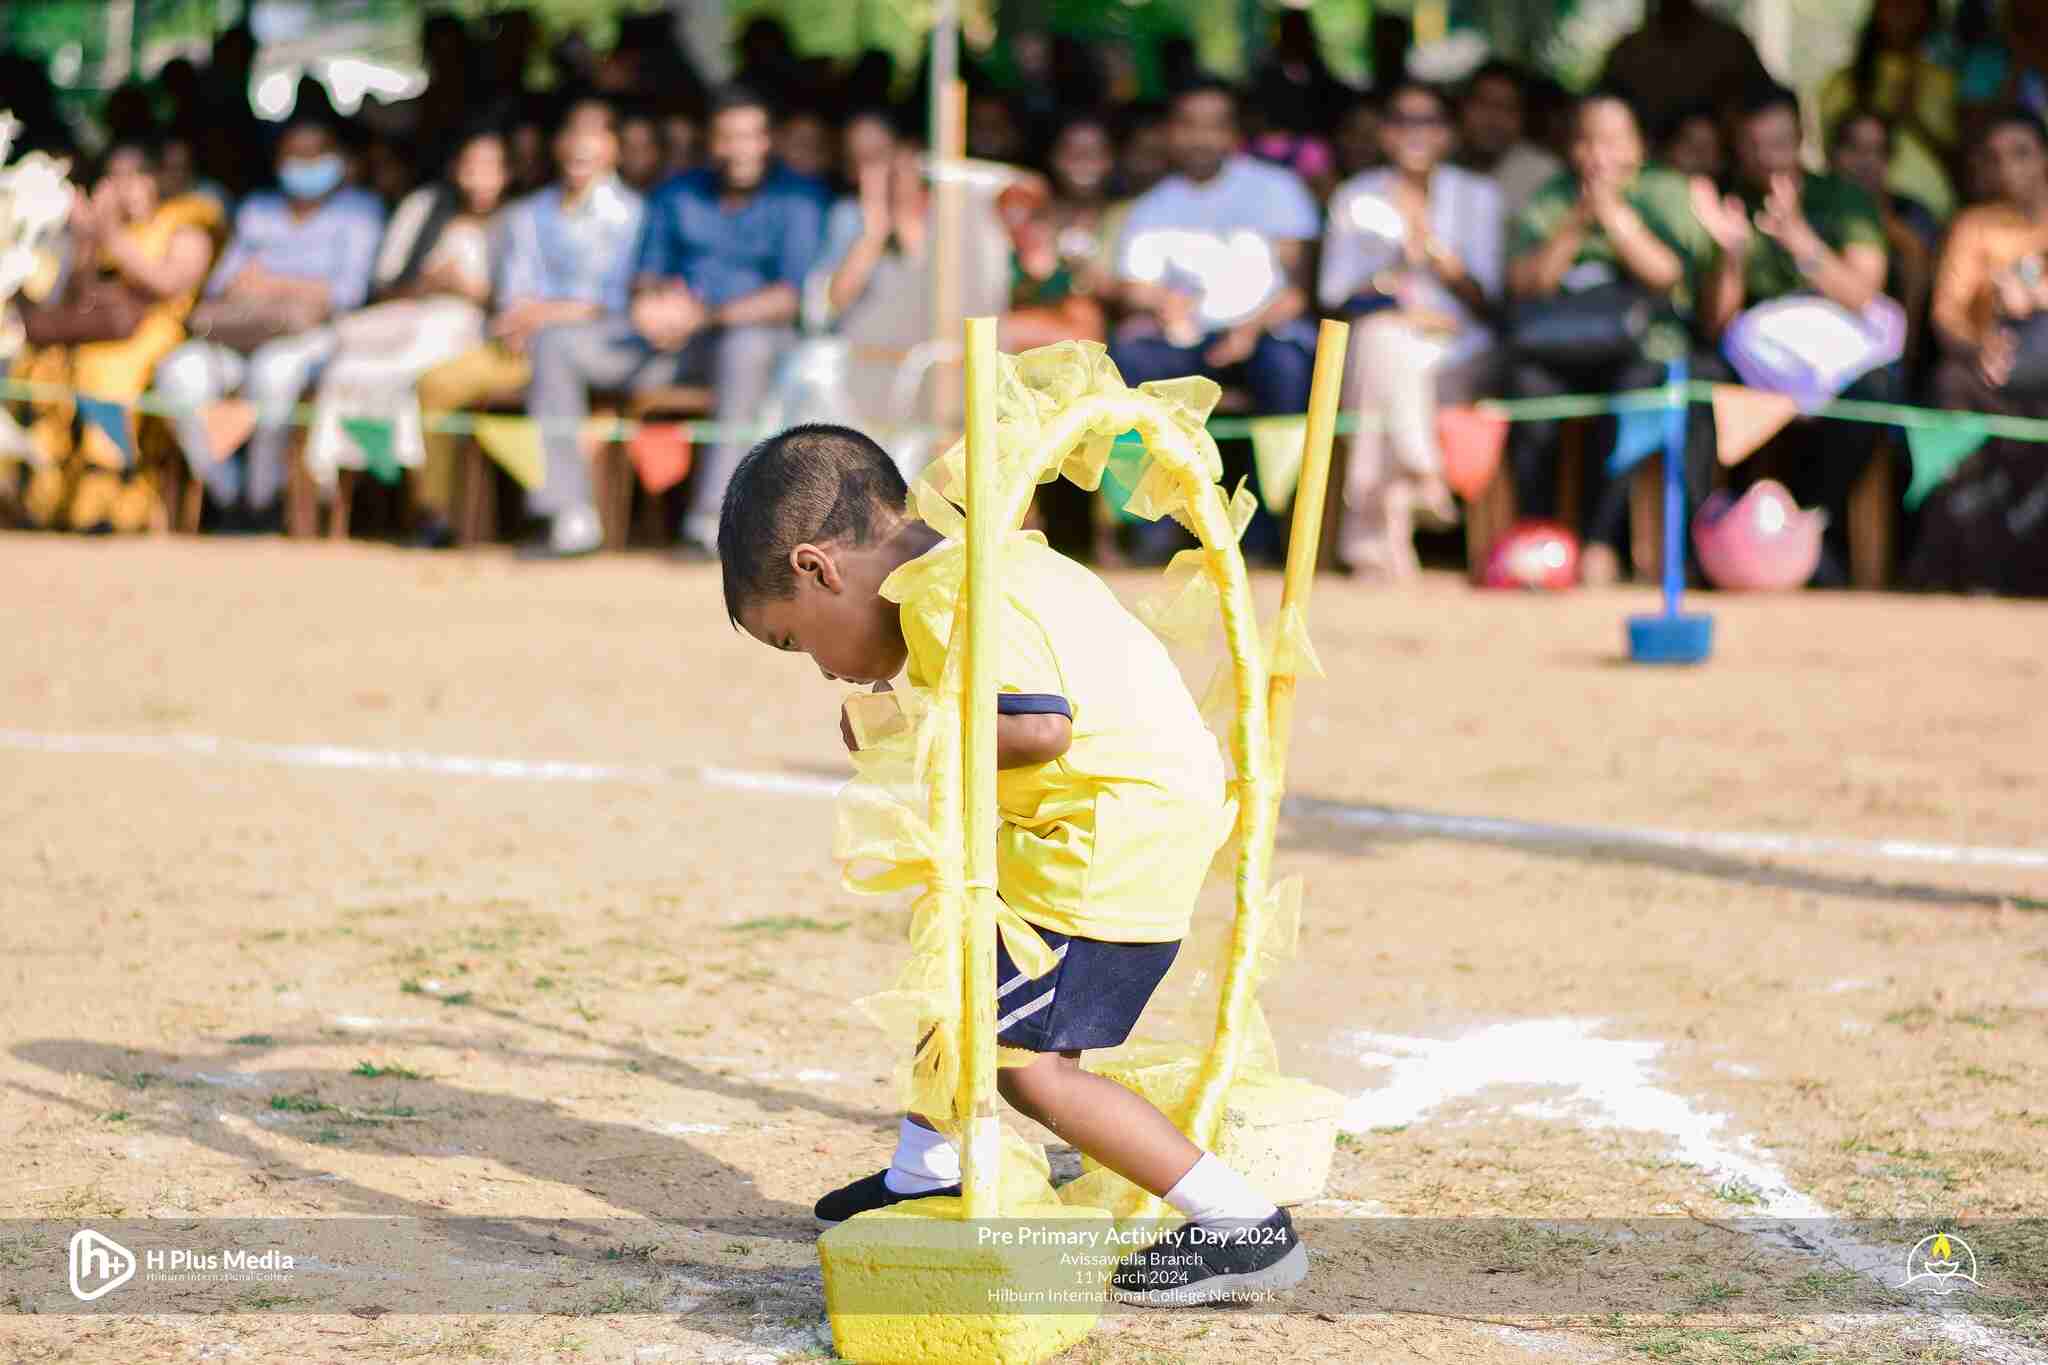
[958,315,1003,1219]
[1267,317,1349,805]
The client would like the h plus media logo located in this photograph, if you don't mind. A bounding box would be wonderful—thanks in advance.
[68,1228,136,1301]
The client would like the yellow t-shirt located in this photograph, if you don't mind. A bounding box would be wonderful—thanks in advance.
[881,532,1234,944]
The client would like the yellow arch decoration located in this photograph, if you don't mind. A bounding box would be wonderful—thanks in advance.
[820,319,1349,1365]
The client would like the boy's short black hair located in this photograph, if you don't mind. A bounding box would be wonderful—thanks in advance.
[718,423,909,627]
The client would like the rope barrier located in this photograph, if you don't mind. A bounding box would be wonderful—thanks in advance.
[4,374,2045,446]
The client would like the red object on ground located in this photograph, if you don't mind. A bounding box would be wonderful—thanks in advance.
[1477,519,1581,590]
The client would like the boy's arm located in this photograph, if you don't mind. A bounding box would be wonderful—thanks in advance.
[839,686,1072,767]
[995,698,1072,768]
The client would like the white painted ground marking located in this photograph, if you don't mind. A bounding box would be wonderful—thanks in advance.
[189,1072,262,1089]
[6,727,2042,872]
[1344,1018,1824,1215]
[1345,1019,2048,1365]
[660,1122,728,1135]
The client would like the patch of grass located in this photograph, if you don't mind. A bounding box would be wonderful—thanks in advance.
[100,1110,129,1122]
[106,1070,163,1091]
[1714,1178,1766,1206]
[1335,1131,1363,1150]
[1959,1066,2015,1083]
[229,1033,275,1046]
[1951,1011,2000,1030]
[312,1127,344,1144]
[1690,1278,1742,1307]
[399,978,426,995]
[268,1092,332,1114]
[723,1241,749,1255]
[237,1288,297,1309]
[571,1001,600,1023]
[723,915,849,936]
[1786,1267,1865,1302]
[350,1061,424,1080]
[350,1104,418,1121]
[655,973,689,987]
[599,1243,660,1262]
[532,976,558,991]
[439,991,474,1007]
[575,1280,658,1315]
[1883,1005,1937,1030]
[1369,1124,1409,1135]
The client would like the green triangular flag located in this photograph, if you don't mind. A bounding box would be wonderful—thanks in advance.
[340,416,401,486]
[1905,422,1990,511]
[1247,414,1308,514]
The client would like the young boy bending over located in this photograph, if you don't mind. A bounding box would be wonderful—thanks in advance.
[717,423,1307,1306]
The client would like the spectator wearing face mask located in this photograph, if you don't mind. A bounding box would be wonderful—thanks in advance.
[301,124,510,512]
[521,86,826,558]
[154,115,385,531]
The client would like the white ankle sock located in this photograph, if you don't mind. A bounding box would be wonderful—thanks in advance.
[882,1117,961,1194]
[1163,1152,1279,1226]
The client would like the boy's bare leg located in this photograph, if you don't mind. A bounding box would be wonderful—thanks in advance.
[910,1060,1200,1194]
[994,1052,1204,1196]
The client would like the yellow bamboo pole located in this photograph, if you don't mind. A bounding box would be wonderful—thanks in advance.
[929,80,967,427]
[957,315,1003,1219]
[1266,318,1349,803]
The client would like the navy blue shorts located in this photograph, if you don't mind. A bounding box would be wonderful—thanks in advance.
[993,924,1180,1054]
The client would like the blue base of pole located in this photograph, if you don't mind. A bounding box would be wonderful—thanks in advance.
[1627,613,1715,664]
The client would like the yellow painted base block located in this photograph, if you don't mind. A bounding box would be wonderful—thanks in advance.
[820,1196,1113,1365]
[1080,1043,1345,1206]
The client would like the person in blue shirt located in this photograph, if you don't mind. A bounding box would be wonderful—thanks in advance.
[523,86,827,558]
[154,113,385,530]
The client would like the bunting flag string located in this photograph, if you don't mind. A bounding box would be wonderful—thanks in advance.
[1246,414,1307,514]
[5,376,2048,514]
[470,414,545,491]
[627,423,692,494]
[339,416,401,485]
[1435,405,1509,500]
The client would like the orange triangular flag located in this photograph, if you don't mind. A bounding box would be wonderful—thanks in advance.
[1711,385,1799,467]
[1436,405,1509,500]
[628,423,692,495]
[202,398,258,463]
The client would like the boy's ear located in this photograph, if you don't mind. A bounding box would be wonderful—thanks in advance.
[789,542,845,593]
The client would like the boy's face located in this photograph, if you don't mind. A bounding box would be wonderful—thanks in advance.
[739,545,907,687]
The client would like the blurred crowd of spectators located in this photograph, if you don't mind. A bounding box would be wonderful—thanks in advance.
[4,0,2047,592]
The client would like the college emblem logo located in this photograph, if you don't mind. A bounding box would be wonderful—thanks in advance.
[1898,1231,1979,1293]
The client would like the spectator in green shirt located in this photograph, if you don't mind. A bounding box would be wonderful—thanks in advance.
[1693,82,1897,585]
[1504,90,1716,583]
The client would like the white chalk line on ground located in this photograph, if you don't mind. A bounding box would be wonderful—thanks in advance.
[4,726,2044,874]
[1344,1019,2045,1365]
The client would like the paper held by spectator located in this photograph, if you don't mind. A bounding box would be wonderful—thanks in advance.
[1721,294,1906,413]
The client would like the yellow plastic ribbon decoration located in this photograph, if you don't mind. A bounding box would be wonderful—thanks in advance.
[840,339,1306,1199]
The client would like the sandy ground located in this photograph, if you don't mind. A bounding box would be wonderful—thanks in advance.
[1,536,2044,1364]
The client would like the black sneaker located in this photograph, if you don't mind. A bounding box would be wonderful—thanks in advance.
[1111,1208,1308,1307]
[814,1169,960,1226]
